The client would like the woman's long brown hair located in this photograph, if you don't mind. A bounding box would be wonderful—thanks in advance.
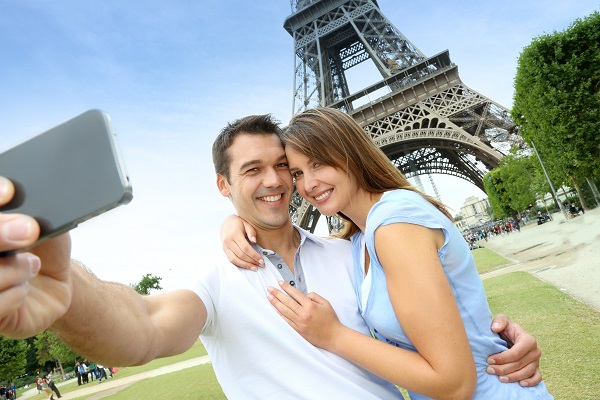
[282,107,452,239]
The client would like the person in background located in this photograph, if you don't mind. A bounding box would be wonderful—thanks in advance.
[74,362,81,386]
[35,376,42,394]
[7,383,16,400]
[97,364,107,382]
[40,377,53,400]
[46,373,61,398]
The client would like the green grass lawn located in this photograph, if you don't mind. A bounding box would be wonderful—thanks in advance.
[472,246,513,274]
[48,257,600,399]
[484,272,600,399]
[22,340,212,400]
[108,338,208,378]
[71,363,225,400]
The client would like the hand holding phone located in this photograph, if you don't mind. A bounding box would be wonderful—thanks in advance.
[0,109,133,253]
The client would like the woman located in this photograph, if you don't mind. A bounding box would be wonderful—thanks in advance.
[41,377,54,400]
[222,107,552,399]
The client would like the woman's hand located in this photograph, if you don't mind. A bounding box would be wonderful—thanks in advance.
[267,281,344,350]
[220,214,263,270]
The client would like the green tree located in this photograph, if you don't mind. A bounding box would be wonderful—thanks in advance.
[24,337,41,376]
[502,154,538,212]
[484,172,507,220]
[0,336,28,383]
[484,153,539,218]
[34,330,79,378]
[512,11,600,208]
[130,273,163,295]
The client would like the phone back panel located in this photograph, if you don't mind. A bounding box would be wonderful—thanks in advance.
[0,109,133,241]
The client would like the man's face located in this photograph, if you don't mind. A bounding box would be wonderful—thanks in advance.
[217,133,293,232]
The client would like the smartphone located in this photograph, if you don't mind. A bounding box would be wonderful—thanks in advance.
[0,109,133,251]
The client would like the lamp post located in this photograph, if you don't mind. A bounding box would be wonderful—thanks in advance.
[531,140,569,221]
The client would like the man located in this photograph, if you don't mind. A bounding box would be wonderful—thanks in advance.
[0,114,541,398]
[74,362,82,386]
[46,373,62,398]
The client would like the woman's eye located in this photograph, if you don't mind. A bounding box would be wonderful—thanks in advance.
[291,171,302,179]
[313,162,321,168]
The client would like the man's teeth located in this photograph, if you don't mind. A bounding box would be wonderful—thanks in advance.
[260,194,282,202]
[315,190,331,201]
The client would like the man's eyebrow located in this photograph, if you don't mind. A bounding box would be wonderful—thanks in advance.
[238,153,287,173]
[238,159,262,172]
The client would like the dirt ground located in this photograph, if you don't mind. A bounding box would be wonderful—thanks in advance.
[479,207,600,311]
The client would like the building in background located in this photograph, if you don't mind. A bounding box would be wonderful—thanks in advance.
[454,196,492,231]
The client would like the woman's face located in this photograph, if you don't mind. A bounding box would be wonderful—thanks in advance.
[286,146,357,217]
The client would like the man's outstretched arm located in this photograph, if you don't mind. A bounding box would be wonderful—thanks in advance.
[0,176,206,366]
[50,261,206,366]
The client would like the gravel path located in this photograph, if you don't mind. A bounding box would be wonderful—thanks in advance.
[480,207,600,311]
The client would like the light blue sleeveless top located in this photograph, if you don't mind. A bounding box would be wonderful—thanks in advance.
[351,189,552,399]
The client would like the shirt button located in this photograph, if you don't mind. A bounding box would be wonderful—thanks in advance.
[277,264,282,269]
[262,251,268,255]
[298,276,302,282]
[289,281,295,286]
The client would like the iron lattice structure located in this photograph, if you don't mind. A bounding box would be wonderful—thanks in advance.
[285,0,523,232]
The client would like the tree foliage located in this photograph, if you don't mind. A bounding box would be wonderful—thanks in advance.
[484,153,541,217]
[130,273,163,295]
[0,336,28,382]
[512,11,600,181]
[34,330,79,376]
[484,171,509,219]
[24,337,41,374]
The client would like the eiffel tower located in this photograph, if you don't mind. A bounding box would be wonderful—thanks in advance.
[285,0,523,232]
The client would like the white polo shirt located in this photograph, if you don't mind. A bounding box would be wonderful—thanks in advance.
[194,227,402,399]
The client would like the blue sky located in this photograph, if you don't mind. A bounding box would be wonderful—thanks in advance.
[1,0,597,290]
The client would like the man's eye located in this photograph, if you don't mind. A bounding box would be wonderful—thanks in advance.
[277,163,289,169]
